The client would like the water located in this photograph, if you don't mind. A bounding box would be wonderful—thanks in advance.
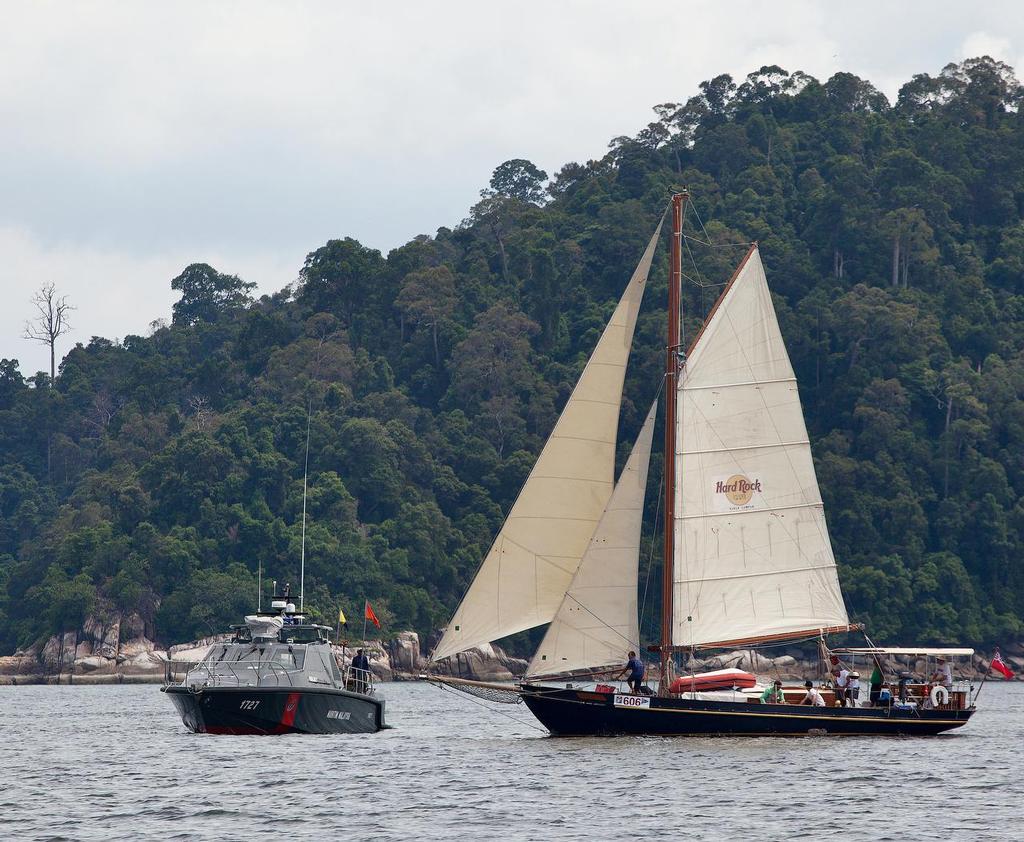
[1,681,1020,841]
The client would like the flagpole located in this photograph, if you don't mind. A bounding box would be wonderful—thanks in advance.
[973,663,991,704]
[363,600,368,644]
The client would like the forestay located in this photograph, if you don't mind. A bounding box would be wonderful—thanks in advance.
[431,225,663,662]
[527,401,658,677]
[672,248,849,648]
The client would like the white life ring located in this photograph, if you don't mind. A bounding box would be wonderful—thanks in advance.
[930,685,949,707]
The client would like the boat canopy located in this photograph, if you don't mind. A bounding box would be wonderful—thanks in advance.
[833,647,975,657]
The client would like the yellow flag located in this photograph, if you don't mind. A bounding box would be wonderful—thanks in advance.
[338,607,347,625]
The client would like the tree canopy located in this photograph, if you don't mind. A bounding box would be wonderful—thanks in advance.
[1,57,1023,652]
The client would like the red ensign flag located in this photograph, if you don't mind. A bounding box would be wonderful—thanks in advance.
[365,600,381,629]
[991,650,1014,679]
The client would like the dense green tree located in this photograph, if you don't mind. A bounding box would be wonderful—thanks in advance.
[171,263,256,326]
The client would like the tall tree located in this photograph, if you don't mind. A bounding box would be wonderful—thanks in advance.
[171,263,256,326]
[22,282,74,383]
[488,159,548,204]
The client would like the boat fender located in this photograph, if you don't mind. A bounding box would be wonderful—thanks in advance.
[930,685,949,707]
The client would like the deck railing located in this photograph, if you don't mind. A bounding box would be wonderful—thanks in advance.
[164,657,376,695]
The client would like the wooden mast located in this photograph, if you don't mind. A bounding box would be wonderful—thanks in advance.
[660,190,687,690]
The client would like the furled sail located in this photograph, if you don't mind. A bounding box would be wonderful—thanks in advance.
[526,400,657,678]
[431,224,663,662]
[672,247,849,649]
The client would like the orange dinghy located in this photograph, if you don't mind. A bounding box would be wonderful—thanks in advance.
[668,668,756,694]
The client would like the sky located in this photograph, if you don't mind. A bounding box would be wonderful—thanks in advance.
[2,1,1022,376]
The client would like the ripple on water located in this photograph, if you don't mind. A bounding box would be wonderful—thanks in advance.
[0,683,1021,842]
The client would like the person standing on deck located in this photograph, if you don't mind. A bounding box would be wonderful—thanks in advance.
[351,649,371,693]
[869,661,885,705]
[831,657,850,707]
[619,651,645,693]
[930,656,953,689]
[847,672,861,707]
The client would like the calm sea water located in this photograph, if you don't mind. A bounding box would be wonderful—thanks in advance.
[1,681,1020,841]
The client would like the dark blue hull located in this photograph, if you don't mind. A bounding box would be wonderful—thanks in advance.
[164,685,385,734]
[521,685,974,736]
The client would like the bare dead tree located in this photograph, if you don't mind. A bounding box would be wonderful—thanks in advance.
[188,394,212,431]
[22,282,74,384]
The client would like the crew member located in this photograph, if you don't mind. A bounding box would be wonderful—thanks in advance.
[930,656,953,689]
[831,657,850,707]
[760,679,786,704]
[847,671,861,707]
[620,651,645,694]
[869,661,884,705]
[798,680,826,706]
[351,648,371,693]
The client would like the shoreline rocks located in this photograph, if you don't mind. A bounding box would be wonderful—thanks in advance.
[0,614,1020,685]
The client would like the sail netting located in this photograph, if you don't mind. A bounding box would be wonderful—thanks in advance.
[431,224,663,662]
[672,248,849,649]
[526,401,657,677]
[426,675,523,705]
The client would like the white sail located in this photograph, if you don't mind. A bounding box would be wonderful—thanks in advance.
[431,224,662,662]
[527,400,657,677]
[672,248,849,648]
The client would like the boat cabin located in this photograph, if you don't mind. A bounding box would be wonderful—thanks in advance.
[169,616,374,695]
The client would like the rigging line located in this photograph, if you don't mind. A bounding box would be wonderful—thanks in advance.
[432,681,548,733]
[561,592,640,650]
[682,272,727,290]
[683,237,759,249]
[689,196,713,245]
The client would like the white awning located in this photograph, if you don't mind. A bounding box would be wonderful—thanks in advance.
[833,647,975,657]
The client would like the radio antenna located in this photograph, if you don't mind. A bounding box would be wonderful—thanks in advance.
[299,396,312,613]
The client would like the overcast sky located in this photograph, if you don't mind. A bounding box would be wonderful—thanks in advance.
[2,1,1021,376]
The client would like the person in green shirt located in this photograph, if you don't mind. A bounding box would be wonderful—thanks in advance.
[760,679,786,704]
[869,661,884,706]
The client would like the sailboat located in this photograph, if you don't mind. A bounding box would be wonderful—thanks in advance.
[428,192,978,736]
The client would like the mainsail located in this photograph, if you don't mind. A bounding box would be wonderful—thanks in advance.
[672,247,849,649]
[431,224,663,662]
[527,400,657,677]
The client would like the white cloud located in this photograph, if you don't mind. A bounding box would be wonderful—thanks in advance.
[959,31,1013,62]
[1,2,1022,372]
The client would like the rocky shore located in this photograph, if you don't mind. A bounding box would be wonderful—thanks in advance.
[1,613,1020,685]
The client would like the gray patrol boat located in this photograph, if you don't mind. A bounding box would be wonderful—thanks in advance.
[163,590,386,734]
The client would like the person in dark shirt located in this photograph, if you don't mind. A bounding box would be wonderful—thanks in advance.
[619,651,645,693]
[351,649,371,693]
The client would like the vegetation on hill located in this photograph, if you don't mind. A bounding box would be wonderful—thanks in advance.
[1,57,1022,653]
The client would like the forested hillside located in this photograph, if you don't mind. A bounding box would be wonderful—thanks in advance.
[2,57,1022,654]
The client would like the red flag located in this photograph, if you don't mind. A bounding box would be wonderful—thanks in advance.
[364,600,381,629]
[991,649,1015,680]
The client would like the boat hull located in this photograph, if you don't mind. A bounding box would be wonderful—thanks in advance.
[163,685,386,734]
[520,685,974,737]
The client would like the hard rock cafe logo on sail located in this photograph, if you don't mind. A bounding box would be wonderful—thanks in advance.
[715,474,762,506]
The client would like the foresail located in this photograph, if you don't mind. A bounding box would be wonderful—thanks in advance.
[527,400,657,678]
[672,248,849,649]
[430,223,663,662]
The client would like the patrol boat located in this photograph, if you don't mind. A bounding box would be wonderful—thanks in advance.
[163,589,386,734]
[427,192,978,736]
